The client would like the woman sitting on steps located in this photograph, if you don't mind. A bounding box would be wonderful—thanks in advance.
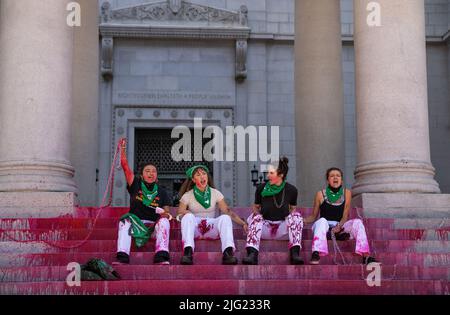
[242,157,305,265]
[176,165,248,265]
[115,138,172,265]
[304,167,377,265]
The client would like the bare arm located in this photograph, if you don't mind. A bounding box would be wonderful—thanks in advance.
[119,138,134,186]
[218,199,248,233]
[340,189,352,225]
[158,205,172,219]
[304,191,321,224]
[252,203,261,214]
[176,201,191,219]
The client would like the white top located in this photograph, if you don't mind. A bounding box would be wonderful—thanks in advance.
[180,188,224,218]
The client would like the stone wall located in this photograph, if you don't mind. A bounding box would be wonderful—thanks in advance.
[91,0,450,206]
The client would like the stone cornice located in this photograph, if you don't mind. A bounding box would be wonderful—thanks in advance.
[100,24,250,40]
[248,33,450,43]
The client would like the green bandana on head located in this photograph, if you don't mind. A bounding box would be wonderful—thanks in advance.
[261,181,286,197]
[185,165,210,179]
[193,185,212,209]
[141,181,158,207]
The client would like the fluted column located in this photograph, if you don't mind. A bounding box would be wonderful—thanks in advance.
[352,0,440,195]
[0,0,77,216]
[294,0,345,205]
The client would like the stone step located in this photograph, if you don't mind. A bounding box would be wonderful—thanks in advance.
[75,207,366,219]
[0,239,449,254]
[5,217,450,230]
[1,265,448,282]
[1,279,448,295]
[1,228,448,241]
[1,252,449,267]
[353,193,450,219]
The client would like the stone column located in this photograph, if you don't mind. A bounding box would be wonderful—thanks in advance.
[71,0,100,206]
[0,0,77,217]
[294,0,345,206]
[352,0,440,196]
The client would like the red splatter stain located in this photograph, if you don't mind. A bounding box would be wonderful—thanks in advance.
[197,219,212,236]
[410,229,425,240]
[268,223,279,238]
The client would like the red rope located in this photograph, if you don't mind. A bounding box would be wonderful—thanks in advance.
[3,141,122,249]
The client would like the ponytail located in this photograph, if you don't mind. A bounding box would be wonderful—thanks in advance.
[276,156,289,180]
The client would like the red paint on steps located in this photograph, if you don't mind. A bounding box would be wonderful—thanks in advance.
[1,265,449,282]
[2,239,448,253]
[0,217,400,229]
[1,280,448,295]
[0,206,448,295]
[1,228,448,241]
[1,252,449,267]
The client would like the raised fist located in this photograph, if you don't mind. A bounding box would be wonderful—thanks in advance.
[119,138,127,148]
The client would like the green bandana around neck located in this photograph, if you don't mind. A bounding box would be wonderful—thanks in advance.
[141,181,158,207]
[193,185,212,209]
[186,165,210,179]
[261,180,286,197]
[325,185,343,203]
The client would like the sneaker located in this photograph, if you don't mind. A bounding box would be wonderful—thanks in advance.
[289,246,304,265]
[222,247,238,265]
[362,256,378,265]
[242,247,259,265]
[310,251,320,265]
[114,251,130,265]
[180,246,193,265]
[153,250,170,265]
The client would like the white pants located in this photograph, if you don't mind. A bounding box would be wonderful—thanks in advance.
[117,217,170,255]
[181,213,235,253]
[245,212,304,251]
[311,217,370,256]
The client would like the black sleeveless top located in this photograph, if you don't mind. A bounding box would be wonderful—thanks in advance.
[319,188,345,222]
[254,182,298,221]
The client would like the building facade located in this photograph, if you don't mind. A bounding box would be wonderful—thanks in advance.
[0,0,449,216]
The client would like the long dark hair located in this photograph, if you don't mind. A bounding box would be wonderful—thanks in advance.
[178,168,216,198]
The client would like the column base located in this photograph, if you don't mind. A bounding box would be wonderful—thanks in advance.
[353,193,450,219]
[352,160,441,196]
[0,160,78,192]
[0,192,78,218]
